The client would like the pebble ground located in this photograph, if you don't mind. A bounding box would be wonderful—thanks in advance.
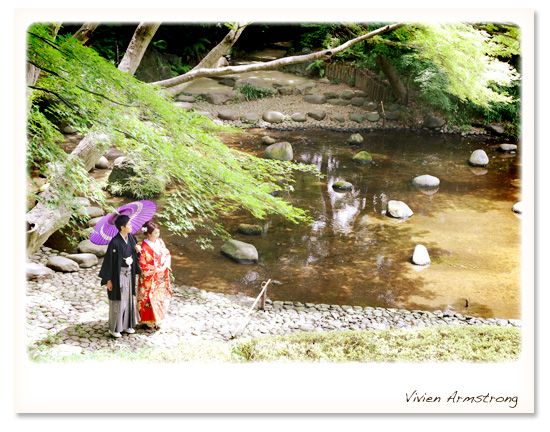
[26,246,521,358]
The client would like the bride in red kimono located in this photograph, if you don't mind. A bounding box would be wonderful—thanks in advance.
[137,220,172,329]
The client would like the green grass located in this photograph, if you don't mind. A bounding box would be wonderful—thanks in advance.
[28,325,521,363]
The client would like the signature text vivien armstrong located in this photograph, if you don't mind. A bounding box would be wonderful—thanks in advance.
[406,390,518,408]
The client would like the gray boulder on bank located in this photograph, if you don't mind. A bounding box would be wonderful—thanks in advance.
[65,253,99,268]
[77,206,104,219]
[485,123,505,135]
[221,239,259,264]
[307,109,326,121]
[365,112,380,122]
[87,216,103,228]
[386,200,413,219]
[262,111,285,123]
[174,102,193,111]
[241,113,260,123]
[423,114,445,129]
[291,113,307,122]
[74,197,91,207]
[26,262,53,279]
[469,149,490,167]
[349,113,365,123]
[46,256,80,272]
[304,94,327,104]
[77,240,108,257]
[95,156,109,169]
[412,245,431,266]
[204,91,237,105]
[217,108,240,121]
[264,142,293,162]
[412,175,440,188]
[176,94,196,103]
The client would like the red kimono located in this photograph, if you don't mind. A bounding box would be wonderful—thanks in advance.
[137,238,172,327]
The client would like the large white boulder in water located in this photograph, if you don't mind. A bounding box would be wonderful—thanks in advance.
[412,174,440,188]
[469,149,489,167]
[412,245,431,266]
[386,200,413,219]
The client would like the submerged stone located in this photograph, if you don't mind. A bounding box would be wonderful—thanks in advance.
[332,181,353,191]
[221,239,258,264]
[238,224,263,235]
[348,133,364,145]
[261,136,277,145]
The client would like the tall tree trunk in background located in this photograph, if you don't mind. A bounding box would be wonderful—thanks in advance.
[26,22,160,255]
[375,55,408,104]
[117,22,161,75]
[153,22,249,95]
[72,22,99,44]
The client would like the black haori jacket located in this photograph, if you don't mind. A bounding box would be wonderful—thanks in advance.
[99,232,141,301]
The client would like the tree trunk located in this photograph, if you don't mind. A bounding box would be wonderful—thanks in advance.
[155,23,405,95]
[72,22,99,44]
[26,23,61,99]
[152,22,249,94]
[117,22,161,75]
[193,22,249,70]
[26,23,160,256]
[375,55,408,104]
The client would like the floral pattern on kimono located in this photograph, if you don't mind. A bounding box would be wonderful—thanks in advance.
[137,238,172,325]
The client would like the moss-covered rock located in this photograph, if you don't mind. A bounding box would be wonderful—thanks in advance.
[332,181,353,191]
[264,142,293,162]
[238,224,263,235]
[352,151,373,164]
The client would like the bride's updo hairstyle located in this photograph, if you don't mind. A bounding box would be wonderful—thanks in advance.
[142,220,160,236]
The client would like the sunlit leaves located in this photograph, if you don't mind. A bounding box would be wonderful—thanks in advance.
[407,23,520,108]
[27,24,320,247]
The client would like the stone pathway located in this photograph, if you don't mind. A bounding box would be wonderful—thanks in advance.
[26,246,521,358]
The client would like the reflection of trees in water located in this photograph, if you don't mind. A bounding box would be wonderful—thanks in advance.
[157,130,519,317]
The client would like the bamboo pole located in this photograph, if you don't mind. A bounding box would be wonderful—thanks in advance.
[231,279,272,338]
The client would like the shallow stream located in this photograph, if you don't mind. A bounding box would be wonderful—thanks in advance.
[53,129,522,319]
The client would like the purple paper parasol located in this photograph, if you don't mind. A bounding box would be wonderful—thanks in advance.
[90,200,157,245]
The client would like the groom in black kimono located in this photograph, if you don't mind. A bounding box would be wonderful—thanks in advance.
[99,214,142,338]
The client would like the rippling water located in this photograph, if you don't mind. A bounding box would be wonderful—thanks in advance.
[53,129,522,319]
